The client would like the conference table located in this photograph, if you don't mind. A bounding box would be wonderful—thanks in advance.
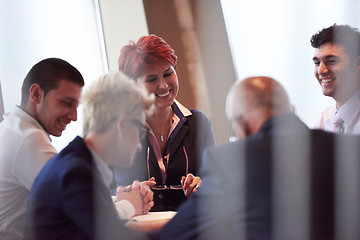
[127,211,177,232]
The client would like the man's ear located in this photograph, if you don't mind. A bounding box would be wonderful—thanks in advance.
[115,116,125,138]
[29,83,42,104]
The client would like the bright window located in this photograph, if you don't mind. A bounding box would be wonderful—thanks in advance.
[220,0,360,127]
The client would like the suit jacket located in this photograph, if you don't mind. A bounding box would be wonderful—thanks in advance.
[160,113,360,240]
[111,104,215,211]
[24,136,151,240]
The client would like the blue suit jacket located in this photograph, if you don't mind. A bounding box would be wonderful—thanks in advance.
[160,113,360,240]
[24,136,151,240]
[111,105,215,211]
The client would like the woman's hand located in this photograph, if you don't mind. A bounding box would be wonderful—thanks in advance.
[181,173,201,197]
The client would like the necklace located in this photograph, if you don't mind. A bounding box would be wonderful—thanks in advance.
[152,129,166,142]
[152,109,173,142]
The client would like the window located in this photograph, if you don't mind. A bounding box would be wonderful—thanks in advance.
[0,0,107,150]
[220,0,360,127]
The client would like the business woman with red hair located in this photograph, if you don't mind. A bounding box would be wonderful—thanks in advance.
[112,35,216,211]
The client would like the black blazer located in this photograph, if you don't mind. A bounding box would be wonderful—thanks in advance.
[160,113,360,240]
[24,137,150,240]
[111,103,216,211]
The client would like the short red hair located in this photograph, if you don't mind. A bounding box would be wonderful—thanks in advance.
[118,35,177,80]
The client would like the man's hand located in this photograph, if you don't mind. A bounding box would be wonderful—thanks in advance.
[116,181,143,216]
[138,177,156,214]
[116,178,156,216]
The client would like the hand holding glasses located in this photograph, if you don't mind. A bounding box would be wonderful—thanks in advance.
[147,146,191,191]
[181,173,201,197]
[146,146,201,196]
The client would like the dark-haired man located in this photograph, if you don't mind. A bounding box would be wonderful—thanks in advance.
[311,24,360,133]
[0,58,84,239]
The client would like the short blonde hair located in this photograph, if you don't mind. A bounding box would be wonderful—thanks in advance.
[82,71,154,135]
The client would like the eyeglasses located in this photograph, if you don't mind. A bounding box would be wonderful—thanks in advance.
[147,146,189,190]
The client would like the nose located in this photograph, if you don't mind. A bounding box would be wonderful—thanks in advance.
[318,61,328,75]
[159,76,168,89]
[68,108,77,122]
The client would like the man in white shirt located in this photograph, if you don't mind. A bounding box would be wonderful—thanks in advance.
[0,58,84,239]
[312,24,360,134]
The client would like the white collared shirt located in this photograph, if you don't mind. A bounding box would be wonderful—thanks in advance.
[0,106,57,240]
[315,90,360,134]
[88,148,135,220]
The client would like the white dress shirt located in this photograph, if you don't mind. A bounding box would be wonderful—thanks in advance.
[0,106,57,240]
[315,90,360,134]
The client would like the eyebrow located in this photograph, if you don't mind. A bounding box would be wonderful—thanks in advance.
[146,74,157,78]
[313,55,339,61]
[164,67,173,73]
[61,97,79,104]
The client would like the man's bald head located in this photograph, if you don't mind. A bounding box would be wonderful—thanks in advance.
[226,76,292,138]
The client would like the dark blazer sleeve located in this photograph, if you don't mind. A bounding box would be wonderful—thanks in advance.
[189,110,216,173]
[63,158,147,239]
[60,159,98,237]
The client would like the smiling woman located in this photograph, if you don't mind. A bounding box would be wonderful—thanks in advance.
[112,34,216,211]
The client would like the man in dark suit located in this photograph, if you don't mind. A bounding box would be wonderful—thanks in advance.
[160,76,360,239]
[24,72,158,240]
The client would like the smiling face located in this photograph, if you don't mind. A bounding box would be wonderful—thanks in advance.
[313,42,360,104]
[36,79,82,136]
[137,61,178,109]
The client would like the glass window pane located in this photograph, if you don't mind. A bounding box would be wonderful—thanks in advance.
[0,0,107,150]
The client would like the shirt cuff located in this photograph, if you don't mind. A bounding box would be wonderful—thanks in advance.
[113,198,136,219]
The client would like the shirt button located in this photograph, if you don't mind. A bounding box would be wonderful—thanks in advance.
[158,194,164,199]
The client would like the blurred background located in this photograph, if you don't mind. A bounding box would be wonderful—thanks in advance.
[1,0,359,150]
